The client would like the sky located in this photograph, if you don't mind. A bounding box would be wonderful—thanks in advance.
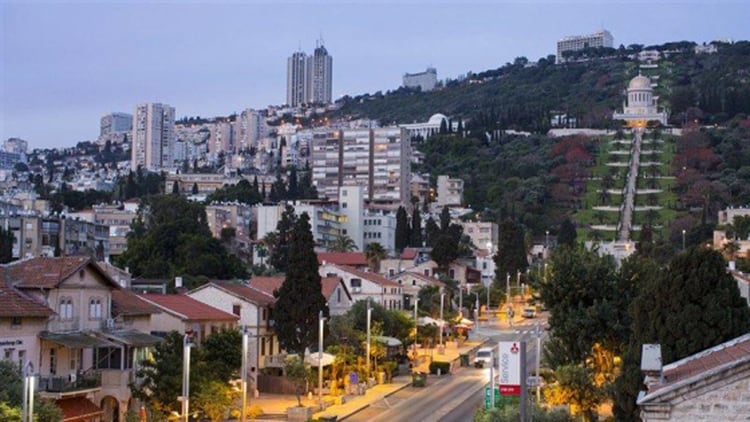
[1,0,749,150]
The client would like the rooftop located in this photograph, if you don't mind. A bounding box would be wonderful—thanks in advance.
[138,293,239,321]
[317,252,369,267]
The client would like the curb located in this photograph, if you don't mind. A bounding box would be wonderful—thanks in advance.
[330,379,412,421]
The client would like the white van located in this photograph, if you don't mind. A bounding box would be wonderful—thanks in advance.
[474,347,494,368]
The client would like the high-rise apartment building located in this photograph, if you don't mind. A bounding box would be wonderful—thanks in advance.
[236,108,267,151]
[131,103,175,171]
[556,29,613,63]
[286,40,333,106]
[307,42,333,104]
[310,127,410,204]
[3,137,28,154]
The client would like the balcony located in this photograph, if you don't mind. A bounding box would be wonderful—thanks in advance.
[39,369,102,397]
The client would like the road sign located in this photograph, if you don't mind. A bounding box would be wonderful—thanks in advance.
[527,375,541,386]
[484,386,500,409]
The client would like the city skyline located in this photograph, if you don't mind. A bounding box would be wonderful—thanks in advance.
[2,0,749,149]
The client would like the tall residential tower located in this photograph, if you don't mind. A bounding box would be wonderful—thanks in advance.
[131,103,175,171]
[286,40,333,107]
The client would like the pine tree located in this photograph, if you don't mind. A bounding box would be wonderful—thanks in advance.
[288,166,299,200]
[409,208,422,247]
[395,206,409,252]
[273,212,329,354]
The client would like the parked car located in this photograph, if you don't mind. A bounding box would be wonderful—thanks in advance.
[523,308,537,318]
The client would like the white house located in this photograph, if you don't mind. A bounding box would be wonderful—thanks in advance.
[319,264,403,310]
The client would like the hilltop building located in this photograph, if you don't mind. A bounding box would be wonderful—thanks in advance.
[612,74,668,127]
[130,103,176,171]
[556,29,613,63]
[100,112,133,137]
[3,137,28,154]
[403,67,437,92]
[286,40,333,107]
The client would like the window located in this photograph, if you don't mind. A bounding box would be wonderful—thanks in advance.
[342,202,347,209]
[49,349,57,375]
[449,269,455,278]
[11,317,21,329]
[18,350,25,369]
[59,298,73,320]
[261,338,266,355]
[337,289,341,303]
[262,308,267,321]
[350,278,362,288]
[70,349,81,370]
[232,304,241,316]
[388,268,395,276]
[89,298,102,319]
[412,280,416,286]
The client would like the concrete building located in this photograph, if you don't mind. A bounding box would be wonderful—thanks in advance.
[310,127,410,204]
[100,112,133,137]
[459,221,498,253]
[68,204,136,259]
[612,74,668,127]
[436,175,464,207]
[286,41,333,107]
[307,41,333,104]
[403,67,437,92]
[3,137,28,154]
[207,121,235,155]
[1,214,110,260]
[638,334,750,421]
[255,201,346,253]
[236,109,267,151]
[205,202,253,239]
[556,29,613,63]
[131,103,176,171]
[319,263,403,310]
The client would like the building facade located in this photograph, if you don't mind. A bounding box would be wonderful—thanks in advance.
[100,112,133,137]
[287,51,308,107]
[612,74,669,127]
[403,67,437,92]
[556,29,614,63]
[436,175,464,207]
[131,103,176,171]
[286,41,333,107]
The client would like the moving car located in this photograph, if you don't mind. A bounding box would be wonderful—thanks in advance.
[474,347,494,368]
[523,308,537,318]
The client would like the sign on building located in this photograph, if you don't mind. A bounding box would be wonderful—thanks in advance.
[498,341,523,396]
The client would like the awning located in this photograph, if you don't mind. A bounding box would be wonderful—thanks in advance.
[374,336,402,347]
[100,329,164,347]
[55,397,104,422]
[39,331,116,349]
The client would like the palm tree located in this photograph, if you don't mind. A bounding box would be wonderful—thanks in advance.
[328,235,358,252]
[364,242,387,272]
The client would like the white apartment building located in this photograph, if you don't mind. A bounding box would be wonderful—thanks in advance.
[436,175,464,207]
[556,29,614,63]
[286,40,333,107]
[208,121,235,155]
[3,137,28,154]
[236,109,267,151]
[310,127,410,204]
[403,67,437,92]
[130,103,175,171]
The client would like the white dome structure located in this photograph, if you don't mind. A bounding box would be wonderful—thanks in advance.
[628,75,652,90]
[613,74,668,127]
[428,113,448,125]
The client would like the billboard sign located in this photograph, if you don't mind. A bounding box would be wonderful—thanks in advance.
[498,341,522,396]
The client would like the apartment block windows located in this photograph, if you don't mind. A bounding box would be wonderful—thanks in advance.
[60,298,74,320]
[89,298,103,319]
[232,304,241,316]
[49,348,57,375]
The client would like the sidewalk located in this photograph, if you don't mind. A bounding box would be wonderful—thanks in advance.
[245,339,486,421]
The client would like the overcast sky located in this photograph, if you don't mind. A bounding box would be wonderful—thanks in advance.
[2,0,749,149]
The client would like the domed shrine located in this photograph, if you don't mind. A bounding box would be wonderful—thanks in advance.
[612,74,668,127]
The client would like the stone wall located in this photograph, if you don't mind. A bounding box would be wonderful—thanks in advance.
[668,377,750,421]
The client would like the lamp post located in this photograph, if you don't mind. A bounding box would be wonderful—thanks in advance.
[21,361,34,422]
[241,328,248,422]
[181,331,194,422]
[318,311,326,408]
[413,298,419,358]
[439,293,445,348]
[458,285,462,317]
[545,230,549,249]
[535,321,542,403]
[366,298,372,377]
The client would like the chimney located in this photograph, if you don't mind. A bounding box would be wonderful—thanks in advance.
[641,344,663,391]
[175,276,183,289]
[729,261,736,271]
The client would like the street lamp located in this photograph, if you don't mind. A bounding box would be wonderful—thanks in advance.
[535,321,542,403]
[366,298,372,377]
[181,331,195,422]
[439,293,445,349]
[241,328,248,422]
[21,361,34,422]
[545,230,549,249]
[318,310,326,408]
[413,298,419,358]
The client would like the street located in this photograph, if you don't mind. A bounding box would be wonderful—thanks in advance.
[345,315,548,422]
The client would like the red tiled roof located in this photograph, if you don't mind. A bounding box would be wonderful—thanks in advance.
[3,257,118,289]
[335,265,401,287]
[317,252,368,266]
[55,397,103,422]
[321,276,345,300]
[657,334,750,391]
[249,276,284,296]
[111,290,161,316]
[401,271,442,286]
[208,281,276,306]
[0,285,54,317]
[138,293,239,321]
[400,248,419,260]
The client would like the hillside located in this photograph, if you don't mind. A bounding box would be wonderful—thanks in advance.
[330,41,750,132]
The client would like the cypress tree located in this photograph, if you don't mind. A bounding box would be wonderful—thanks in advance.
[288,166,298,200]
[557,217,577,248]
[493,219,529,284]
[395,206,409,253]
[191,183,199,195]
[171,181,179,194]
[410,208,423,247]
[268,205,297,273]
[273,212,329,354]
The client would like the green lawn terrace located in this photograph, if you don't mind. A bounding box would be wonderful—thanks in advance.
[575,132,681,242]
